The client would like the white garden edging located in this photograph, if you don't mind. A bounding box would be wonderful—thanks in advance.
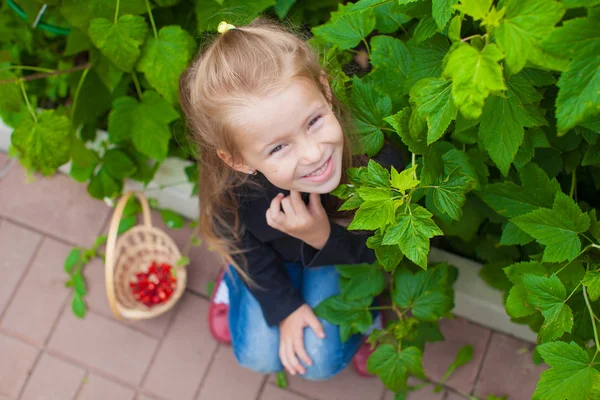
[0,120,537,343]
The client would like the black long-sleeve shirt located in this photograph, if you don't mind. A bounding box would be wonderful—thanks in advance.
[233,144,403,326]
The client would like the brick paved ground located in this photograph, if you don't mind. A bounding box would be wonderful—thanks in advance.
[0,153,546,400]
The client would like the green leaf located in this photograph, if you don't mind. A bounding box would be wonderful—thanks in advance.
[500,222,534,246]
[72,293,87,318]
[274,0,295,19]
[206,281,216,297]
[350,77,392,156]
[60,0,147,30]
[406,35,450,89]
[374,1,412,33]
[410,78,458,144]
[72,271,87,296]
[432,0,457,29]
[495,0,565,74]
[367,345,425,392]
[159,208,185,229]
[522,274,573,342]
[443,43,506,120]
[176,256,190,267]
[87,168,121,199]
[275,370,288,389]
[0,70,22,112]
[478,162,559,218]
[512,192,590,263]
[137,26,196,103]
[391,165,419,193]
[583,142,600,166]
[65,28,92,56]
[118,215,137,234]
[454,0,493,20]
[102,149,137,180]
[534,341,599,400]
[348,200,394,231]
[336,264,386,300]
[70,139,100,182]
[393,264,453,320]
[195,0,276,32]
[314,295,372,342]
[88,15,148,72]
[93,235,108,250]
[440,345,473,384]
[413,15,439,43]
[369,35,412,96]
[384,108,428,155]
[357,187,391,203]
[430,168,475,220]
[312,4,376,50]
[11,110,72,175]
[506,284,536,318]
[108,91,179,161]
[582,270,600,301]
[383,204,444,269]
[64,248,82,274]
[366,159,391,188]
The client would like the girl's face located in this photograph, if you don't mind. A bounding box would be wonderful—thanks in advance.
[229,78,345,194]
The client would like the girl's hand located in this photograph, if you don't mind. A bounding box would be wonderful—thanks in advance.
[266,191,331,250]
[279,304,326,376]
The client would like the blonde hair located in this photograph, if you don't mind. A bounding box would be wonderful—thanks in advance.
[179,18,356,279]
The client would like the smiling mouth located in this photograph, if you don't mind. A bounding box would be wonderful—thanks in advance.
[304,158,330,177]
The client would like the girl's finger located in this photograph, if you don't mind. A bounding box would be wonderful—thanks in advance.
[269,194,286,224]
[308,192,325,215]
[305,311,326,339]
[279,343,294,376]
[286,340,305,375]
[281,196,296,217]
[293,328,313,367]
[289,190,309,217]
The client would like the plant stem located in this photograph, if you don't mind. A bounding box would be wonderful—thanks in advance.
[555,245,591,275]
[0,63,92,85]
[461,34,481,42]
[583,283,600,363]
[362,39,371,58]
[145,0,159,39]
[0,65,56,74]
[565,282,582,302]
[114,0,121,23]
[70,67,90,120]
[19,79,37,123]
[132,72,143,98]
[570,167,577,199]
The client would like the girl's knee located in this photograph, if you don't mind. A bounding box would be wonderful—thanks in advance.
[300,330,346,381]
[233,344,282,374]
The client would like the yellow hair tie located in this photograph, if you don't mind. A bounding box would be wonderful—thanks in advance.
[217,21,236,34]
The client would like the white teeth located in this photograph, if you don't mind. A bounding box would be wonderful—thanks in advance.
[306,160,328,177]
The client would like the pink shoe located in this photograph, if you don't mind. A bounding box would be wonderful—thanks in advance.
[351,305,386,377]
[207,269,231,345]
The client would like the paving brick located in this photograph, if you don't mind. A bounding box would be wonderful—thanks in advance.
[142,294,218,400]
[0,162,110,246]
[84,258,174,338]
[196,345,265,400]
[0,151,8,166]
[445,392,464,400]
[473,332,546,400]
[0,333,39,398]
[260,385,308,400]
[77,374,135,400]
[270,365,385,400]
[422,318,491,393]
[47,310,158,386]
[149,210,222,296]
[20,353,86,400]
[1,238,71,346]
[0,220,42,316]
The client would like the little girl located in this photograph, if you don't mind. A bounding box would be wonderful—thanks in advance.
[179,18,400,381]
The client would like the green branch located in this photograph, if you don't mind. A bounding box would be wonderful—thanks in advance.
[145,0,159,39]
[132,71,143,98]
[114,0,121,23]
[583,279,600,363]
[570,167,577,199]
[70,68,90,120]
[19,79,37,123]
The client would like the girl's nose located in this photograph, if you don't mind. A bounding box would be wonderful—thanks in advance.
[299,138,323,165]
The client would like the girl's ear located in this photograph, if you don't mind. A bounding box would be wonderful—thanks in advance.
[319,74,333,105]
[217,150,255,174]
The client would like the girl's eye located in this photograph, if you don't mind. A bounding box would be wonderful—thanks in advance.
[308,115,321,127]
[270,144,285,155]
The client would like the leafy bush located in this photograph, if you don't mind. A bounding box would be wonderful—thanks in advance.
[1,0,600,398]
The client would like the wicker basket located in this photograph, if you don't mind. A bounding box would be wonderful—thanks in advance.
[105,191,187,320]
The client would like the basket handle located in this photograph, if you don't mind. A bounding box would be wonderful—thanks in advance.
[104,191,152,319]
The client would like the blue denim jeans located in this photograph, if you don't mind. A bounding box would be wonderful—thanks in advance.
[223,263,366,381]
